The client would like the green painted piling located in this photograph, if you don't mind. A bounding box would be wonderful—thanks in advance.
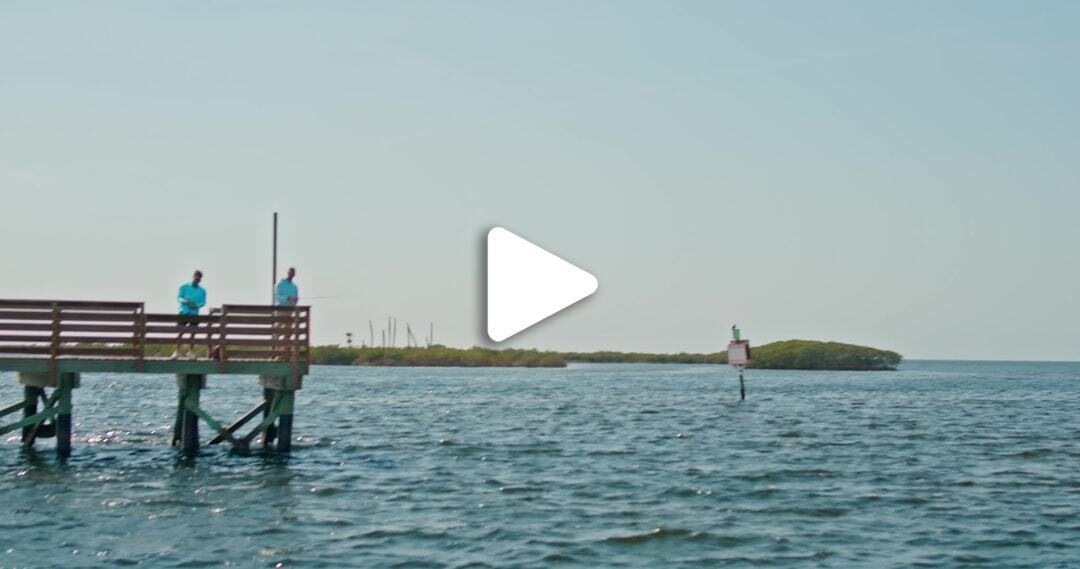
[21,386,39,444]
[276,390,295,453]
[177,374,205,457]
[56,373,74,458]
[261,388,275,447]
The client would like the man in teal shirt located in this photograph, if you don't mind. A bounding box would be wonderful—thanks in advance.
[173,270,206,359]
[275,267,299,307]
[272,268,299,357]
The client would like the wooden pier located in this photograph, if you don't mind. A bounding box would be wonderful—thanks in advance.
[0,300,310,458]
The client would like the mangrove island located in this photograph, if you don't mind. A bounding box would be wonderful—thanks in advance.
[309,340,902,371]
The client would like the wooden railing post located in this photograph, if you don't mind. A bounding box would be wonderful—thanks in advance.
[134,305,146,372]
[217,307,228,373]
[205,308,216,364]
[49,303,60,383]
[289,307,300,388]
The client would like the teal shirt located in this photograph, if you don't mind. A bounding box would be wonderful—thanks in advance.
[178,283,206,316]
[274,278,298,306]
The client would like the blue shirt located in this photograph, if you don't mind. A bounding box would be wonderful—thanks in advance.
[274,278,298,307]
[178,282,206,316]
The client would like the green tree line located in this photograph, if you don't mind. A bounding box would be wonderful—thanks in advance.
[309,340,901,370]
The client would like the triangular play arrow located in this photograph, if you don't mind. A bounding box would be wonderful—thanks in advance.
[486,227,598,342]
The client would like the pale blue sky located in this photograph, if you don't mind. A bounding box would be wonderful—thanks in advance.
[2,2,1078,360]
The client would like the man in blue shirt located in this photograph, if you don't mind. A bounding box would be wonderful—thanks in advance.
[272,268,299,359]
[173,270,207,359]
[275,267,299,307]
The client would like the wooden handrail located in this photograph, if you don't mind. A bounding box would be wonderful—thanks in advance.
[0,300,310,369]
[0,299,144,310]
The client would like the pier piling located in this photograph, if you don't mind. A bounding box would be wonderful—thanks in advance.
[7,372,81,458]
[56,373,74,458]
[21,385,38,444]
[261,388,276,448]
[258,374,301,452]
[277,403,293,453]
[177,374,206,457]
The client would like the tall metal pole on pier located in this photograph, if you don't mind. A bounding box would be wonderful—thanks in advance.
[271,212,279,304]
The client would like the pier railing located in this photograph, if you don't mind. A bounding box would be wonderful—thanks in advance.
[0,300,309,373]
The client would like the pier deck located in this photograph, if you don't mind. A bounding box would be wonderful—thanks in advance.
[0,299,310,458]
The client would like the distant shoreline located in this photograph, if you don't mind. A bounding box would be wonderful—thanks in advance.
[310,340,902,371]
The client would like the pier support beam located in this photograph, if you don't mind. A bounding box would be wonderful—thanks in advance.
[176,374,206,457]
[56,373,74,458]
[15,372,80,458]
[261,388,276,448]
[259,375,301,453]
[277,391,295,453]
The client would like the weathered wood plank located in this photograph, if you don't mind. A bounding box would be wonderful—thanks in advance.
[61,324,138,333]
[59,347,140,357]
[0,334,53,343]
[57,312,139,323]
[0,346,52,354]
[56,336,137,344]
[0,399,31,419]
[0,323,53,332]
[0,406,59,437]
[0,300,141,310]
[209,338,297,347]
[224,350,285,359]
[144,314,219,323]
[145,325,216,334]
[0,310,55,321]
[142,337,210,345]
[207,400,268,445]
[222,304,310,313]
[212,315,305,325]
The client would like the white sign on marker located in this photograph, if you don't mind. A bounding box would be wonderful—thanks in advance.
[486,227,599,342]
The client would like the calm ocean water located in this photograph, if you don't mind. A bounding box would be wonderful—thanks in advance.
[1,361,1078,568]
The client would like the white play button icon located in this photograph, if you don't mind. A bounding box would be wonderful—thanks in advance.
[486,227,598,342]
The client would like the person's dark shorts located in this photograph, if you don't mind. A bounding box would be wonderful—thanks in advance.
[179,315,199,329]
